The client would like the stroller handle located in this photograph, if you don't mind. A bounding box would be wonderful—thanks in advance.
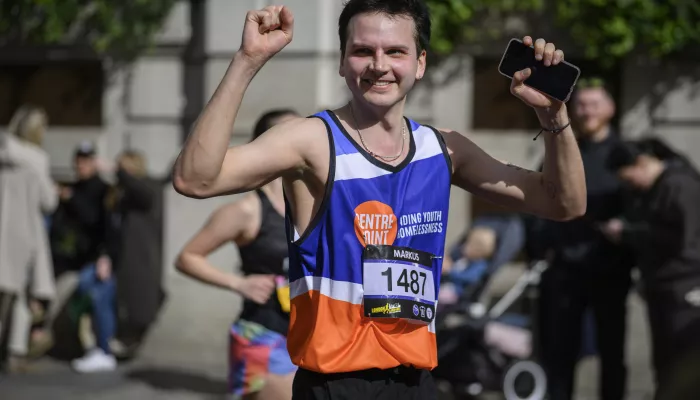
[487,260,548,320]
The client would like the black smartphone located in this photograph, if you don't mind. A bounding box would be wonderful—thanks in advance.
[498,38,581,103]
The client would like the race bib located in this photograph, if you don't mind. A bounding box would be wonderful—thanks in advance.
[362,245,436,324]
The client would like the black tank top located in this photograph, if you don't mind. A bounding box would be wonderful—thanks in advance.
[237,189,290,335]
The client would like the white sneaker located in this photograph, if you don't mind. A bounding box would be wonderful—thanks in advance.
[71,348,117,373]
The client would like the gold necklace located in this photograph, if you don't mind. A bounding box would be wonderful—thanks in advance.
[350,104,406,162]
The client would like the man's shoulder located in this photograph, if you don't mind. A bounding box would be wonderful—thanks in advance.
[428,126,472,154]
[278,114,328,137]
[429,126,465,140]
[270,115,331,159]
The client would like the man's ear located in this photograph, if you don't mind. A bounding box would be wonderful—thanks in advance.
[608,100,617,120]
[416,49,427,80]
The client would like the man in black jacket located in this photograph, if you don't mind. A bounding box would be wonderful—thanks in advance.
[534,82,634,400]
[50,142,109,276]
[601,139,700,400]
[31,142,110,359]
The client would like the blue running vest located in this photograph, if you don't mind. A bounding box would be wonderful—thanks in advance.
[285,110,452,373]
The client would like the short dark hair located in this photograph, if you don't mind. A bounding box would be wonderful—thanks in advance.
[608,137,687,170]
[338,0,431,58]
[572,76,614,102]
[252,109,298,141]
[74,140,96,158]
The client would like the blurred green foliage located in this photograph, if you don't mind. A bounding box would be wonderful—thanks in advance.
[427,0,543,54]
[426,0,700,64]
[2,0,697,67]
[0,0,177,62]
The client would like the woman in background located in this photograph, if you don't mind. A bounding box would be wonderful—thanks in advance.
[104,151,165,359]
[176,109,298,400]
[0,106,57,371]
[71,150,157,373]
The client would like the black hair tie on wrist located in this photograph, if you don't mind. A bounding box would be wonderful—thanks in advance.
[533,120,571,141]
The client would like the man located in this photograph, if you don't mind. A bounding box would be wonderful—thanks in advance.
[33,142,110,359]
[534,81,633,400]
[602,139,700,400]
[50,142,110,277]
[172,1,586,398]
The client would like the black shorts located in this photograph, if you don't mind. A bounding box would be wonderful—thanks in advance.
[291,365,437,400]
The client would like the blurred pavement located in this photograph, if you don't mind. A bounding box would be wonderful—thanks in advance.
[1,265,655,400]
[1,270,238,400]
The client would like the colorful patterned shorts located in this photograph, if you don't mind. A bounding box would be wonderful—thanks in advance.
[228,319,297,397]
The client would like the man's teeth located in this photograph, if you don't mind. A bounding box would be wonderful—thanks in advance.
[366,80,391,86]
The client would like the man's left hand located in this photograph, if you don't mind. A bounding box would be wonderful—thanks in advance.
[510,36,566,111]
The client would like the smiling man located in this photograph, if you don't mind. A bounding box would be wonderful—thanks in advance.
[172,0,586,398]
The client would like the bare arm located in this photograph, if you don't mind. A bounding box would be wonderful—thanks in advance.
[175,196,274,303]
[172,6,305,199]
[444,36,586,221]
[443,106,585,221]
[175,201,249,291]
[536,106,586,219]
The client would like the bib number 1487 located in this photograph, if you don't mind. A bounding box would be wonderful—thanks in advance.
[381,266,427,296]
[362,245,436,324]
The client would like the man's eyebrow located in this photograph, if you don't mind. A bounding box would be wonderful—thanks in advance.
[349,42,410,51]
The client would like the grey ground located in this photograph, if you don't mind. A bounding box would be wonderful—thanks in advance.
[0,266,655,400]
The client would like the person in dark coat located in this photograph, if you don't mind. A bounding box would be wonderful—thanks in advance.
[32,142,109,359]
[50,142,110,276]
[601,138,700,400]
[532,82,635,400]
[103,150,165,358]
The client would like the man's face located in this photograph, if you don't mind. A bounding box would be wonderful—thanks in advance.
[572,87,615,137]
[74,156,97,180]
[339,12,426,109]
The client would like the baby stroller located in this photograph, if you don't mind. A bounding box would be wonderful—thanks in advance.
[432,215,548,400]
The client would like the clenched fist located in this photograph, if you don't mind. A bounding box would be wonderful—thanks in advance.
[240,5,294,66]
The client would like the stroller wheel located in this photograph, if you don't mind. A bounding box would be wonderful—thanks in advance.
[502,360,547,400]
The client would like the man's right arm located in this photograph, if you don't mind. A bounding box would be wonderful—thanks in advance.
[174,54,294,198]
[173,5,298,199]
[173,111,317,199]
